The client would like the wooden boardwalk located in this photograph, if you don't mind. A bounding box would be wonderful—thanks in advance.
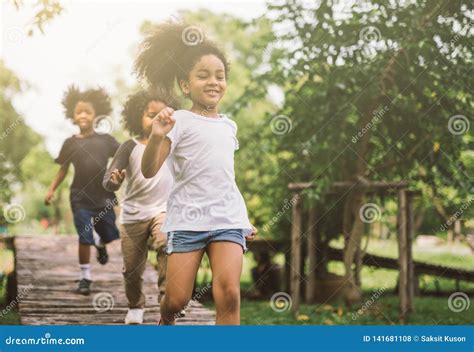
[14,235,215,325]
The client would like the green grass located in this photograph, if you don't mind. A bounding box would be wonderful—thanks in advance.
[204,237,474,325]
[234,295,474,325]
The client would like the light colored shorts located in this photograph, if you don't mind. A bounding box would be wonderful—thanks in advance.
[166,228,247,254]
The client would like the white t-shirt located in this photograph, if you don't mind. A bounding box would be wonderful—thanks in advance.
[160,110,252,233]
[103,138,173,224]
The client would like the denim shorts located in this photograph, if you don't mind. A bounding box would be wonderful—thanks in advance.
[166,229,247,254]
[72,206,120,245]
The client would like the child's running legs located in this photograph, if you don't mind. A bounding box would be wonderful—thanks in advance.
[147,213,168,298]
[121,222,150,308]
[207,241,243,325]
[78,243,92,264]
[73,206,120,295]
[160,250,204,325]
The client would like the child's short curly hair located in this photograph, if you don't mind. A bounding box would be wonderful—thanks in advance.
[121,89,179,137]
[61,85,112,119]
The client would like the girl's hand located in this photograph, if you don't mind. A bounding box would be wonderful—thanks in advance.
[110,169,126,185]
[44,190,55,205]
[150,107,176,139]
[245,225,258,241]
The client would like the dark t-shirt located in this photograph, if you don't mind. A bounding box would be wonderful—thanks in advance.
[55,133,120,210]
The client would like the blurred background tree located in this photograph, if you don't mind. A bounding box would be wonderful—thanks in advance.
[237,0,473,290]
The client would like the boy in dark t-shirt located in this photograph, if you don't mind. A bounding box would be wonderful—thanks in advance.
[45,85,120,295]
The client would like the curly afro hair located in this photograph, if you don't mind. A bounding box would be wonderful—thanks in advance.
[122,89,179,137]
[62,85,112,120]
[134,21,229,93]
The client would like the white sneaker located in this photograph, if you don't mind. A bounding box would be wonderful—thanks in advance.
[125,309,144,324]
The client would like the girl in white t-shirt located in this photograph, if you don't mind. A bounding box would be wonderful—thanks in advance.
[137,22,257,325]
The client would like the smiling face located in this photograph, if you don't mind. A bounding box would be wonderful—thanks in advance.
[73,101,96,131]
[142,100,167,137]
[180,54,227,114]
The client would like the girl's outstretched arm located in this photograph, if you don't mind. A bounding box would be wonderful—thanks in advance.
[44,164,69,205]
[141,107,175,178]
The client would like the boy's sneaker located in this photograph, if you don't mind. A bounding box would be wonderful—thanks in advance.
[76,278,92,295]
[125,309,144,324]
[176,309,186,318]
[95,245,108,265]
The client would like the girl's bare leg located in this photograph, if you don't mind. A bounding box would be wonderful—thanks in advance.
[160,249,204,325]
[207,241,243,325]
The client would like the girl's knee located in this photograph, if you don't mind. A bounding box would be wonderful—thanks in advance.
[214,283,240,309]
[164,295,188,313]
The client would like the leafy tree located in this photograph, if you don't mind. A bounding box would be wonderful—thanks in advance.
[0,61,42,226]
[8,0,63,35]
[248,0,473,292]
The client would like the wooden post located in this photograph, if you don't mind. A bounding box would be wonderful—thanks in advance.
[290,193,302,313]
[454,220,462,243]
[397,190,409,320]
[305,207,317,303]
[284,251,291,293]
[406,192,415,312]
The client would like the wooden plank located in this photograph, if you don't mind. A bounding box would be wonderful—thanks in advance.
[290,193,302,313]
[406,193,415,312]
[325,247,474,281]
[14,235,215,325]
[305,207,317,303]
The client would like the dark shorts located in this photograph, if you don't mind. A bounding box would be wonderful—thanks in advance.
[72,206,120,245]
[166,229,247,254]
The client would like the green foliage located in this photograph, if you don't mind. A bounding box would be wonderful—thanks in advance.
[0,62,42,225]
[8,0,63,36]
[18,143,71,225]
[241,0,473,236]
